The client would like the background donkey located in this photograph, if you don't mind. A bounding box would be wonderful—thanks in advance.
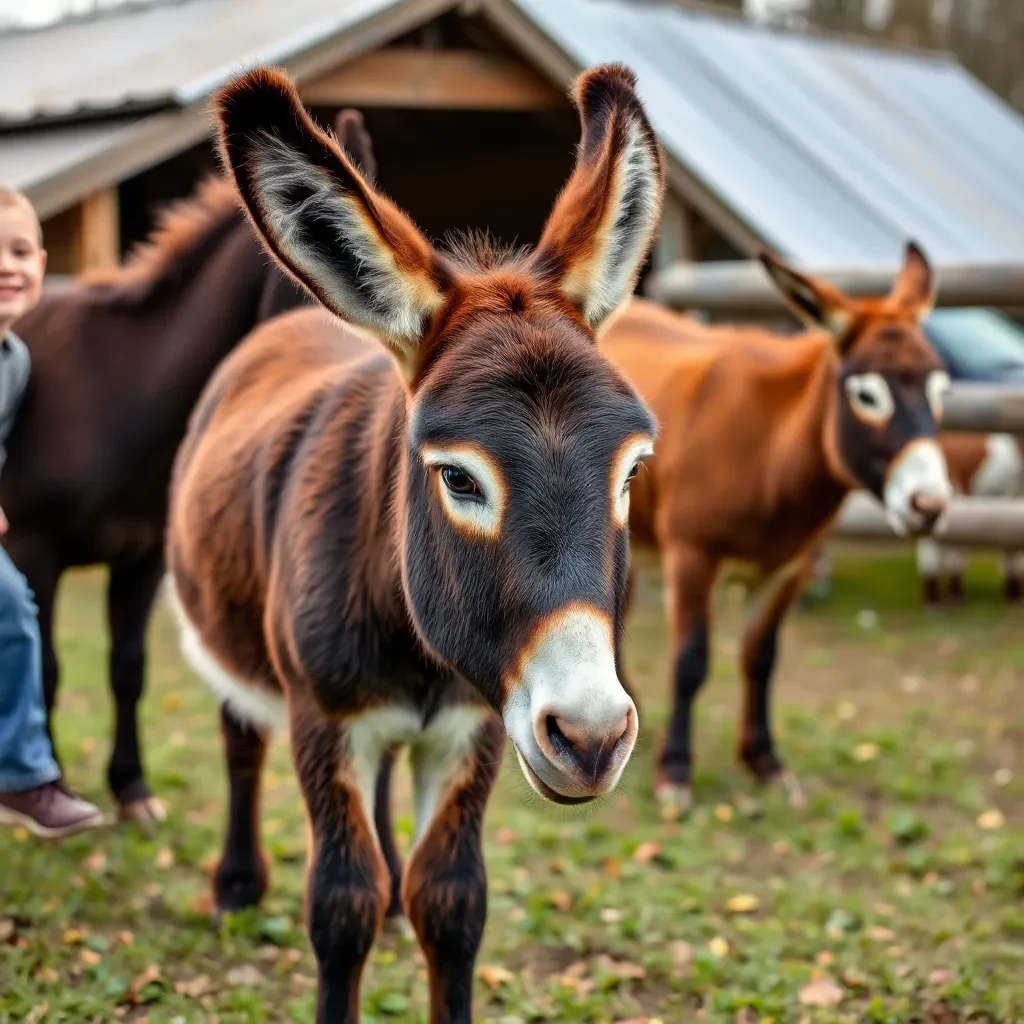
[601,245,952,814]
[167,63,664,1023]
[2,113,374,822]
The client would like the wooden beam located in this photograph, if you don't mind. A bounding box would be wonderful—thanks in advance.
[73,188,120,271]
[301,48,567,109]
[646,258,1024,314]
[835,491,1024,549]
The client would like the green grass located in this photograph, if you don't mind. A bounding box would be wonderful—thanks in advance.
[1,547,1023,1023]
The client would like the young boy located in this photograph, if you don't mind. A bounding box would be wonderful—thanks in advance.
[0,187,106,837]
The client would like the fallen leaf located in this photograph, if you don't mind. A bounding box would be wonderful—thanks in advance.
[62,927,85,945]
[708,936,729,958]
[161,692,182,711]
[225,964,263,987]
[596,954,646,981]
[548,890,572,911]
[494,827,516,846]
[551,857,568,874]
[478,963,515,991]
[714,804,734,822]
[853,742,879,762]
[0,919,14,944]
[80,949,102,966]
[154,848,175,870]
[726,893,760,914]
[115,930,134,947]
[865,926,895,941]
[929,969,955,985]
[633,841,662,863]
[799,976,844,1007]
[815,951,834,966]
[34,966,58,983]
[671,940,693,968]
[131,964,161,992]
[175,975,212,998]
[26,1003,48,1024]
[602,857,622,877]
[81,851,107,872]
[599,907,623,923]
[837,701,857,721]
[978,809,1005,830]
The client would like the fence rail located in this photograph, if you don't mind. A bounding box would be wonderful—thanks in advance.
[835,492,1024,548]
[646,259,1024,315]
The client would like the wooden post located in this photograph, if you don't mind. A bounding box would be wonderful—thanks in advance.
[74,188,120,271]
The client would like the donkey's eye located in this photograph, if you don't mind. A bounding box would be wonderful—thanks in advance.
[844,372,894,425]
[623,460,642,491]
[440,466,482,499]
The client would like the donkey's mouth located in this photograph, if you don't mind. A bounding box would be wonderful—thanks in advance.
[512,744,597,806]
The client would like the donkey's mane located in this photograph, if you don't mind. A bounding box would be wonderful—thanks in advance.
[81,176,242,299]
[440,229,531,274]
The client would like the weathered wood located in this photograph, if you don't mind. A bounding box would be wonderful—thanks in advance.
[835,491,1024,548]
[942,384,1024,434]
[74,188,120,270]
[301,48,567,109]
[646,258,1024,313]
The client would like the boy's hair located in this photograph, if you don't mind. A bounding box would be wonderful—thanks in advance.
[0,187,43,246]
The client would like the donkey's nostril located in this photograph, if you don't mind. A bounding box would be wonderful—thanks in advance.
[545,711,631,781]
[910,492,947,530]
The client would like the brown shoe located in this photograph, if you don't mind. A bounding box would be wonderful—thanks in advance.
[0,782,109,839]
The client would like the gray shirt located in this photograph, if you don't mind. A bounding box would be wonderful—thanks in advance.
[0,330,30,471]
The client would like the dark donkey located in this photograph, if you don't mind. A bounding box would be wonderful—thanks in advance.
[2,113,375,822]
[167,63,664,1022]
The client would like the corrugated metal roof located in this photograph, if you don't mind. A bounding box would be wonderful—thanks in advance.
[0,0,417,126]
[512,0,1024,265]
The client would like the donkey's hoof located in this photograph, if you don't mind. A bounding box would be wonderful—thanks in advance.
[381,914,415,941]
[654,781,693,820]
[768,770,806,810]
[118,795,168,830]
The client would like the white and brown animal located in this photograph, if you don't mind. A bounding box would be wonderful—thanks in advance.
[167,63,664,1023]
[601,246,952,814]
[916,432,1024,603]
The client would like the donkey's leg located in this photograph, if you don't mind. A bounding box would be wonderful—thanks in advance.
[944,546,967,604]
[404,707,502,1024]
[107,547,166,823]
[737,558,812,808]
[293,701,390,1024]
[1002,550,1023,602]
[214,705,270,915]
[373,746,405,920]
[916,537,944,605]
[655,545,717,815]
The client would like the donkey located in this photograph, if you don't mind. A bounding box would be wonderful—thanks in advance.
[2,113,374,823]
[916,431,1024,603]
[166,63,664,1022]
[601,244,952,813]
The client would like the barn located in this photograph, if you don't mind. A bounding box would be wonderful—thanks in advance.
[3,0,1024,282]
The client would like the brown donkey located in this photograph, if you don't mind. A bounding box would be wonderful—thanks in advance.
[3,111,374,823]
[167,64,664,1022]
[602,245,952,813]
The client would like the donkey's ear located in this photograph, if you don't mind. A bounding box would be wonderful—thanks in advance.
[532,64,665,331]
[889,241,935,322]
[334,109,377,181]
[759,251,854,343]
[214,68,444,375]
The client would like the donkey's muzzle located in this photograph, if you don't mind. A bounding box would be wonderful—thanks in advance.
[502,605,639,804]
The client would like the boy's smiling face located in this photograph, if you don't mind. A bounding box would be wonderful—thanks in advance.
[0,201,46,332]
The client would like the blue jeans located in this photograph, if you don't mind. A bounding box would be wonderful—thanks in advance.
[0,545,59,792]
